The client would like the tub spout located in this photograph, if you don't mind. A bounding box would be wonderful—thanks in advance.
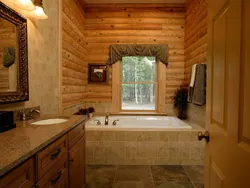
[105,113,110,125]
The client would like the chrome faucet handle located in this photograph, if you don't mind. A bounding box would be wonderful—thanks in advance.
[93,119,101,125]
[19,110,26,121]
[30,108,40,114]
[112,119,119,126]
[29,108,40,118]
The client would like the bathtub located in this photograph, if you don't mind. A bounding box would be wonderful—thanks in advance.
[85,115,204,166]
[85,116,192,130]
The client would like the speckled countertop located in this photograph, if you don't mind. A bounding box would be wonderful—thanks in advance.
[0,115,87,177]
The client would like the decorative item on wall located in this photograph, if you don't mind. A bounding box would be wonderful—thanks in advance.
[88,64,108,84]
[0,2,29,103]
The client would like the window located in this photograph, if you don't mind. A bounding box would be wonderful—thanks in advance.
[121,56,157,111]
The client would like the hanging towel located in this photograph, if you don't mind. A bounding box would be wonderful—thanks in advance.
[188,64,197,102]
[189,64,197,87]
[192,64,207,105]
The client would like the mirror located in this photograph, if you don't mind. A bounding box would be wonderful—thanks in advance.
[0,2,29,103]
[0,18,18,92]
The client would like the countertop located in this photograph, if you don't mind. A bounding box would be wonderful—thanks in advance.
[0,115,87,177]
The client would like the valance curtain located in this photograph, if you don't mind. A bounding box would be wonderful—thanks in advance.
[106,44,169,65]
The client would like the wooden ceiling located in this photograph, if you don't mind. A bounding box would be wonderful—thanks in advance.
[84,0,186,4]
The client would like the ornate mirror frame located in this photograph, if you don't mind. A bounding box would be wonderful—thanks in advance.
[0,2,29,104]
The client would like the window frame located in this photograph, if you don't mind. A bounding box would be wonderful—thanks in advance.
[111,59,166,114]
[120,57,158,112]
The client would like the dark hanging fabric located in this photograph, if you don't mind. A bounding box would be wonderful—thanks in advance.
[106,44,169,65]
[192,64,207,105]
[3,47,16,68]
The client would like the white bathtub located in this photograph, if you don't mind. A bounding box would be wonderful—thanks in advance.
[85,116,192,130]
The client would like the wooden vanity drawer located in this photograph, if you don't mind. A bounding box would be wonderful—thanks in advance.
[68,122,85,149]
[0,157,35,188]
[36,154,68,188]
[36,135,67,181]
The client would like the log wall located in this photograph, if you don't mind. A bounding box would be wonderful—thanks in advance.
[61,0,87,111]
[184,0,207,127]
[184,0,207,86]
[84,3,186,103]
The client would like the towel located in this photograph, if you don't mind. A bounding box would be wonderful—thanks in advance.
[189,64,197,87]
[188,64,197,102]
[192,64,207,105]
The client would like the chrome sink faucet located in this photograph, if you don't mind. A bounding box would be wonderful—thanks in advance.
[105,113,110,125]
[20,108,40,121]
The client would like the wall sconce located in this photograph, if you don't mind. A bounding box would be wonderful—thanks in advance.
[13,0,48,19]
[13,0,35,11]
[32,0,48,19]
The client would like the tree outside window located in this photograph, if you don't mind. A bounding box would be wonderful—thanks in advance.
[122,56,157,111]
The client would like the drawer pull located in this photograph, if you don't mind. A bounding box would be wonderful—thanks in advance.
[51,171,62,184]
[50,148,61,159]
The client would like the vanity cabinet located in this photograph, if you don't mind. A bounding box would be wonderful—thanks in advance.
[0,157,35,188]
[0,120,86,188]
[69,136,85,188]
[36,155,68,188]
[36,135,68,181]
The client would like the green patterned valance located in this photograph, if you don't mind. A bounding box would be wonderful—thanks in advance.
[106,44,169,65]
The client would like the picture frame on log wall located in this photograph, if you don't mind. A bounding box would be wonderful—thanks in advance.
[88,64,108,84]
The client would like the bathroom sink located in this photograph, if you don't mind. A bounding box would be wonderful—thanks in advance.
[31,118,68,125]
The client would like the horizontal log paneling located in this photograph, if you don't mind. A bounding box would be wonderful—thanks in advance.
[86,7,185,12]
[62,0,87,110]
[85,18,185,25]
[184,0,207,86]
[85,4,185,103]
[85,3,185,8]
[84,30,185,37]
[85,12,185,19]
[85,24,163,30]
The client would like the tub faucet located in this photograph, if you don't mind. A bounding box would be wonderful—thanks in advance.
[105,113,110,125]
[93,119,101,125]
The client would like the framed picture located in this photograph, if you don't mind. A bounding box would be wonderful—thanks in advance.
[88,64,108,84]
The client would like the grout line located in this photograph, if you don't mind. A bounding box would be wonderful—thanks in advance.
[182,165,196,188]
[149,165,156,188]
[112,165,118,186]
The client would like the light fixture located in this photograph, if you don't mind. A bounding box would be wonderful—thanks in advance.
[32,0,48,19]
[13,0,36,11]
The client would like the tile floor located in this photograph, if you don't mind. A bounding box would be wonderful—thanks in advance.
[86,165,204,188]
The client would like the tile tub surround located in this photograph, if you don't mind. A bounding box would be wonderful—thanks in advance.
[0,115,86,177]
[86,129,205,166]
[86,165,204,188]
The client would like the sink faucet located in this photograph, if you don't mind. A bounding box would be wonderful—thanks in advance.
[104,113,110,125]
[20,108,40,121]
